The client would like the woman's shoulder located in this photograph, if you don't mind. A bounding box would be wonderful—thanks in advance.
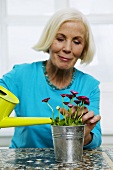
[75,68,100,85]
[9,61,43,76]
[4,61,43,79]
[13,61,42,71]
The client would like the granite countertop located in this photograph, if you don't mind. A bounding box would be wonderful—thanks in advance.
[0,147,113,169]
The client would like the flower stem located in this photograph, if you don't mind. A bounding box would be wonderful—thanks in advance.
[47,103,54,123]
[69,107,72,125]
[56,106,60,124]
[78,102,84,120]
[74,105,79,119]
[62,97,67,125]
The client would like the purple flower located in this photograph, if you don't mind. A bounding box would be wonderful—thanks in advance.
[60,94,67,97]
[84,99,90,105]
[63,102,69,105]
[67,103,73,108]
[66,94,74,99]
[42,90,90,126]
[74,100,81,105]
[76,96,89,101]
[42,98,50,102]
[70,90,78,96]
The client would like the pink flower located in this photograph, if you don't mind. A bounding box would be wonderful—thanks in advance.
[84,99,90,105]
[60,94,67,97]
[66,94,74,99]
[70,90,78,96]
[63,102,69,105]
[42,98,50,102]
[42,91,90,126]
[74,100,81,105]
[67,103,73,108]
[76,96,89,101]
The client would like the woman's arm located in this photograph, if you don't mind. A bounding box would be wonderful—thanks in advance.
[83,85,102,149]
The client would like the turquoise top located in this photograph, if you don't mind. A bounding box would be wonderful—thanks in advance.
[0,61,102,149]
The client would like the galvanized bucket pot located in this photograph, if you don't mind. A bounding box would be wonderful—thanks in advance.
[51,125,85,163]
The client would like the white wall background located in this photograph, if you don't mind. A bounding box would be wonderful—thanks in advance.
[0,0,113,146]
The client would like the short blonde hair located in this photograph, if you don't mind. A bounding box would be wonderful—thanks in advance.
[33,8,96,64]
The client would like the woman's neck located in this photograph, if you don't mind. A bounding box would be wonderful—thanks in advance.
[46,60,74,89]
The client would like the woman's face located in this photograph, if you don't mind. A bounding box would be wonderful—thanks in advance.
[49,21,86,70]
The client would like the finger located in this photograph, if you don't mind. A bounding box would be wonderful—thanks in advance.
[60,108,69,117]
[73,106,88,116]
[82,111,94,122]
[90,115,101,123]
[83,115,101,127]
[84,123,96,137]
[84,115,101,138]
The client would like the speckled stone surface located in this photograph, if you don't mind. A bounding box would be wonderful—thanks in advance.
[105,147,113,162]
[0,147,113,169]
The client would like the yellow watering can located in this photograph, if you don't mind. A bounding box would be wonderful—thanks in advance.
[0,86,52,128]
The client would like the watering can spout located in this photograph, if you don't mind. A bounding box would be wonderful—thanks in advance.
[0,86,52,128]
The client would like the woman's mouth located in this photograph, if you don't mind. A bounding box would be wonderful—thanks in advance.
[59,56,71,62]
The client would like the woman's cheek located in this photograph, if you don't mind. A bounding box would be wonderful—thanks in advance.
[73,46,84,58]
[50,41,64,52]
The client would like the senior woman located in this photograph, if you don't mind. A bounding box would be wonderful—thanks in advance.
[0,8,101,149]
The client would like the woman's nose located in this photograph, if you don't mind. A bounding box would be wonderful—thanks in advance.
[63,41,72,53]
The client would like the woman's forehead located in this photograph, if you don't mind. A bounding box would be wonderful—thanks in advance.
[57,21,86,37]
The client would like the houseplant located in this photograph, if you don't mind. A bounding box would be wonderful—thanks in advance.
[42,90,90,163]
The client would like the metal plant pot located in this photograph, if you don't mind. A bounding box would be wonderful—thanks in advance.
[51,125,85,163]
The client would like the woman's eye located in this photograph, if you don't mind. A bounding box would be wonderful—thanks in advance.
[56,38,64,42]
[73,41,80,45]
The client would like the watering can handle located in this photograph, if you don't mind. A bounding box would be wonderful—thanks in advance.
[0,86,19,103]
[0,89,7,96]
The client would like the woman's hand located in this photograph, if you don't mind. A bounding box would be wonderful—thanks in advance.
[60,107,101,146]
[82,111,101,145]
